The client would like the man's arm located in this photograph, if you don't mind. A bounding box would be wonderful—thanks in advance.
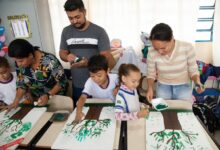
[100,50,116,70]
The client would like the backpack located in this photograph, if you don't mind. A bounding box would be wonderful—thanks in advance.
[193,96,220,133]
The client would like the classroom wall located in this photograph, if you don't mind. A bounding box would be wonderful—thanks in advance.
[0,0,55,69]
[195,42,213,64]
[0,0,55,54]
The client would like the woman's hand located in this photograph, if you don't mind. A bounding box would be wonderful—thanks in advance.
[195,83,205,94]
[146,88,154,102]
[37,94,49,106]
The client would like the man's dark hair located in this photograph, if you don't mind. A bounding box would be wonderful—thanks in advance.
[88,55,108,73]
[150,23,173,41]
[8,39,38,58]
[64,0,85,11]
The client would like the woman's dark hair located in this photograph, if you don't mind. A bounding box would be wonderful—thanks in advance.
[64,0,85,11]
[0,56,10,68]
[149,23,173,41]
[118,64,140,84]
[88,55,108,73]
[8,39,39,58]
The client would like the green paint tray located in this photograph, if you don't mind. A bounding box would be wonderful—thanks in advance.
[50,110,70,122]
[152,98,169,111]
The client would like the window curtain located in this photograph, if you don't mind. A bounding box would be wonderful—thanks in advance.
[213,0,220,66]
[48,0,199,68]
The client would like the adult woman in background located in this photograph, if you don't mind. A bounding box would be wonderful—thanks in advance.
[146,23,204,101]
[6,39,67,110]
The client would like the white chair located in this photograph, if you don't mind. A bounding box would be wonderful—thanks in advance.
[47,95,74,112]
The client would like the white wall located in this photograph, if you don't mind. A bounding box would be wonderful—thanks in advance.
[0,0,54,54]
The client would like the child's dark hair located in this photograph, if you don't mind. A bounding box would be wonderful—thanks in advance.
[8,39,39,59]
[118,64,140,84]
[64,0,85,11]
[88,55,108,73]
[149,23,173,41]
[0,57,10,68]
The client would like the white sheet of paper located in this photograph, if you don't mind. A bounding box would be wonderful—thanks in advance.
[52,107,116,150]
[0,107,47,149]
[146,112,216,149]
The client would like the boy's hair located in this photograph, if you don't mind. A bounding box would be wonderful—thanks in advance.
[88,55,108,73]
[8,39,39,59]
[150,23,173,41]
[64,0,85,11]
[118,64,140,84]
[0,57,10,68]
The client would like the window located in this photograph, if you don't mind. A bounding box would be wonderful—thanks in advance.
[195,0,216,42]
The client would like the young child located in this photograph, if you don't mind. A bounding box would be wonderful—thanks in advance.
[0,57,18,107]
[75,54,119,121]
[115,64,149,120]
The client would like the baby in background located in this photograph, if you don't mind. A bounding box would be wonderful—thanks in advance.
[115,63,149,120]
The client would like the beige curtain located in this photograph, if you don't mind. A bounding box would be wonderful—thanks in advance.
[48,0,199,68]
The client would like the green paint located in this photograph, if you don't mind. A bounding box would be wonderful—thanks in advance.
[156,104,168,110]
[0,117,32,143]
[64,119,111,142]
[150,130,200,150]
[10,122,31,139]
[54,113,65,121]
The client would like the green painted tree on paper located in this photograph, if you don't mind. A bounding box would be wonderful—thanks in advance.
[148,111,201,150]
[0,117,32,142]
[64,119,111,142]
[150,130,198,150]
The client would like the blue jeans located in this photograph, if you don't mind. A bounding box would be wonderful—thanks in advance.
[156,82,192,100]
[72,85,83,108]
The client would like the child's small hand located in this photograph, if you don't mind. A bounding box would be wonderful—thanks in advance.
[5,101,19,114]
[137,109,149,119]
[75,111,85,122]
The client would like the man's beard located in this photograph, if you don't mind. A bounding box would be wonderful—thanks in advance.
[74,21,86,30]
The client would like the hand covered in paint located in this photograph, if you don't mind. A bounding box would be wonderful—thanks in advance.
[3,100,19,113]
[75,111,85,122]
[137,107,149,119]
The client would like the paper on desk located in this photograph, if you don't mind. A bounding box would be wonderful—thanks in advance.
[52,107,116,150]
[0,107,47,150]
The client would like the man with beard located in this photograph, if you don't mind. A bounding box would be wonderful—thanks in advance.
[60,0,115,107]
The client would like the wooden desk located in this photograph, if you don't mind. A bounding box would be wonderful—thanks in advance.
[20,112,52,147]
[127,100,218,150]
[36,115,67,149]
[19,100,217,150]
[21,106,120,149]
